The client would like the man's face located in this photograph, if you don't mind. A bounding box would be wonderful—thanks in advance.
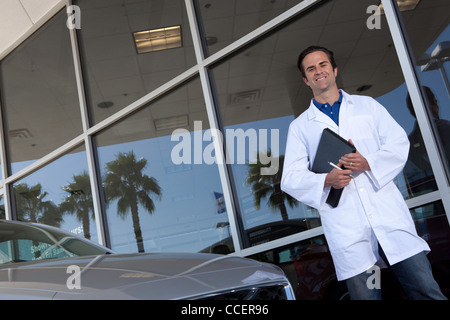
[302,51,338,95]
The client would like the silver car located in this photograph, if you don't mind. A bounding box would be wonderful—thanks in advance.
[0,220,295,300]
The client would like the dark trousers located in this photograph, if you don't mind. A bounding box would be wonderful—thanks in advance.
[345,245,447,300]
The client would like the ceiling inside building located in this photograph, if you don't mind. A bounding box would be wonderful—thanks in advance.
[0,0,448,166]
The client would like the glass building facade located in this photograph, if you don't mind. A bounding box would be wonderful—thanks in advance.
[0,0,448,299]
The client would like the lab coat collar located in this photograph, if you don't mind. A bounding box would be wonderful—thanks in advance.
[306,89,354,130]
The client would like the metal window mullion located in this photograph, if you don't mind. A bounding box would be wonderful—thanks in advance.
[0,99,11,220]
[237,226,324,258]
[185,0,244,255]
[3,135,85,186]
[200,69,245,256]
[84,135,110,247]
[405,190,441,209]
[381,0,450,224]
[67,0,89,133]
[67,0,109,247]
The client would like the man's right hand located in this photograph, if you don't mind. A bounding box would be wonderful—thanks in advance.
[324,165,353,189]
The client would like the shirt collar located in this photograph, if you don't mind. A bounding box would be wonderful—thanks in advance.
[313,91,343,109]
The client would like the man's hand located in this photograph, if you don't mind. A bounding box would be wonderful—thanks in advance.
[339,139,370,172]
[324,163,353,189]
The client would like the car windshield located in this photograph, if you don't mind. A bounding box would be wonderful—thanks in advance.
[0,221,109,265]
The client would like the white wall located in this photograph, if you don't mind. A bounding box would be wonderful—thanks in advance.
[0,0,65,59]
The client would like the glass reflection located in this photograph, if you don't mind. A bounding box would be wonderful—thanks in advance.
[209,0,425,248]
[403,87,440,196]
[0,221,108,265]
[195,0,304,56]
[75,0,196,125]
[374,83,440,199]
[399,0,450,181]
[222,119,321,249]
[249,235,337,300]
[103,151,162,253]
[95,77,231,253]
[12,145,97,242]
[0,9,83,174]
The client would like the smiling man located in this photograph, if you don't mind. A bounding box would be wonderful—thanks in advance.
[281,45,446,300]
[302,48,339,103]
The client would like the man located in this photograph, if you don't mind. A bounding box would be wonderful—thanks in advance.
[281,45,446,300]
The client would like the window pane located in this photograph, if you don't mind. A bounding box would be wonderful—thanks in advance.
[75,0,196,125]
[398,0,450,183]
[377,84,439,198]
[95,77,231,253]
[195,0,305,56]
[0,9,83,175]
[12,145,97,242]
[209,0,427,248]
[249,235,335,300]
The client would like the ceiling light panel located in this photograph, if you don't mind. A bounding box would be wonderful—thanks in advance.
[379,0,421,13]
[133,26,182,54]
[154,114,188,131]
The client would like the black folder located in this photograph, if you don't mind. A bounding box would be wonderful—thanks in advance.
[311,128,356,207]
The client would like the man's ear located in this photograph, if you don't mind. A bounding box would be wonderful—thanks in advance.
[334,67,338,78]
[303,76,310,87]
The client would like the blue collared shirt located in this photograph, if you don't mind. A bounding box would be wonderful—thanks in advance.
[313,91,343,126]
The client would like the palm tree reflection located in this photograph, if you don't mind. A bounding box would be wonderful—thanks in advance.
[14,183,61,226]
[245,153,298,221]
[60,171,94,240]
[103,151,162,253]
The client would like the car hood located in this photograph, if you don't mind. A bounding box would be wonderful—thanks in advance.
[0,252,287,299]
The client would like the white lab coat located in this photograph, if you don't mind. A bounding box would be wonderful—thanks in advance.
[281,90,430,280]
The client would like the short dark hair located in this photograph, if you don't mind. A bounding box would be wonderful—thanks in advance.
[297,46,337,78]
[406,86,437,118]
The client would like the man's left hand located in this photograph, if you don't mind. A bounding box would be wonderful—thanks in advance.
[339,139,370,172]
